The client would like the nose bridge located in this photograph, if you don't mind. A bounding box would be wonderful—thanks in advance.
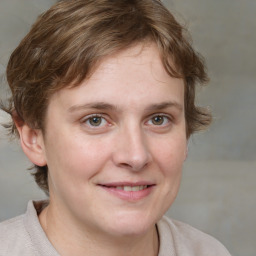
[113,120,151,171]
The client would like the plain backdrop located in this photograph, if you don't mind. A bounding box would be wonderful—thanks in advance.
[0,1,255,256]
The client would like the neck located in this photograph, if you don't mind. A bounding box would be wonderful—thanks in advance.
[39,204,159,256]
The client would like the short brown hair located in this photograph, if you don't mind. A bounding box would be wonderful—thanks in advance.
[1,0,211,194]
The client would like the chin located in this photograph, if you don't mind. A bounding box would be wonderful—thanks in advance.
[105,211,157,237]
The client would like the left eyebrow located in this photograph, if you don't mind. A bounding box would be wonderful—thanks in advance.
[145,101,183,112]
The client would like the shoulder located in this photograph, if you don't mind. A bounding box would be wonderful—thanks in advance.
[0,200,52,256]
[0,214,33,255]
[157,216,231,256]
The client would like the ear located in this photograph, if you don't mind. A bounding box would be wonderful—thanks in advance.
[14,119,47,167]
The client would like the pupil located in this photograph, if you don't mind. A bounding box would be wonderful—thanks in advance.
[89,117,101,126]
[153,116,163,125]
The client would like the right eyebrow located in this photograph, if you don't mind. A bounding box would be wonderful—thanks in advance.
[68,102,118,113]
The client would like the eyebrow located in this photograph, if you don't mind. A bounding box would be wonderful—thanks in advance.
[145,101,183,112]
[68,101,183,113]
[68,102,117,113]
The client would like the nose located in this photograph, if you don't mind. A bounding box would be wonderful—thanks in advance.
[112,124,152,171]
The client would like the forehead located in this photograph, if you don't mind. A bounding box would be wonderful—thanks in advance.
[48,43,184,113]
[91,42,176,82]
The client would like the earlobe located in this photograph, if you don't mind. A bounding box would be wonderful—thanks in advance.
[14,120,47,167]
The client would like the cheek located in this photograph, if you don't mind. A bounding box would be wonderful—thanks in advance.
[45,132,110,183]
[152,136,187,170]
[150,138,185,216]
[46,137,111,203]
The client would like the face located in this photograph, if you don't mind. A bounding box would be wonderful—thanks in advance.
[40,43,187,238]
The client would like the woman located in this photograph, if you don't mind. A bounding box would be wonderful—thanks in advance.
[0,0,231,255]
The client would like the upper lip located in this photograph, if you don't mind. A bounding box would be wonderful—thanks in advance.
[98,181,155,187]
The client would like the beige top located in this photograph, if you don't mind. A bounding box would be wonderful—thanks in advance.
[0,201,231,256]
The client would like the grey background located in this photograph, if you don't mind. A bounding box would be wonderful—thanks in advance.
[0,0,255,255]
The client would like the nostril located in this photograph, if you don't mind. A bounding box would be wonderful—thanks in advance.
[112,129,152,171]
[120,163,131,168]
[118,160,149,171]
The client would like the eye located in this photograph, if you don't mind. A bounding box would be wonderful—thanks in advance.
[147,115,170,126]
[82,115,108,127]
[88,116,103,126]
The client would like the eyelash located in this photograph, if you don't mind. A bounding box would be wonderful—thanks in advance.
[146,114,172,127]
[81,114,172,129]
[81,114,109,128]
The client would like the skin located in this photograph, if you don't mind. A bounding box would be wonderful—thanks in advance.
[18,43,187,256]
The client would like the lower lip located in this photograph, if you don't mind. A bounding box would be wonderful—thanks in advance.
[100,186,154,201]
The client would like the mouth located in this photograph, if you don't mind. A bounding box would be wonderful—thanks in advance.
[98,183,155,201]
[102,185,149,191]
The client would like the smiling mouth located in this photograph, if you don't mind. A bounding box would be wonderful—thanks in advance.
[99,184,154,201]
[107,185,148,191]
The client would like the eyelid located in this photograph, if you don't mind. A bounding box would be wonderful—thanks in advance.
[80,113,110,128]
[80,113,103,122]
[148,112,173,120]
[145,113,173,126]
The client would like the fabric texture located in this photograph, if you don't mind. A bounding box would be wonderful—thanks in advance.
[0,201,231,256]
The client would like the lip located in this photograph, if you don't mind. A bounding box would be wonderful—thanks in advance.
[98,181,155,201]
[100,181,155,187]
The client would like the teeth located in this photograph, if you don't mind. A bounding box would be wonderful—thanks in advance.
[116,185,147,191]
[132,186,139,191]
[124,186,132,191]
